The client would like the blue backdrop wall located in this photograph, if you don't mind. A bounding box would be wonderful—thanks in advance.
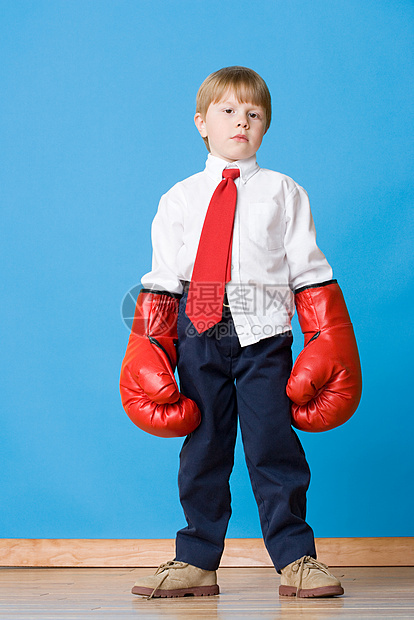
[1,0,413,539]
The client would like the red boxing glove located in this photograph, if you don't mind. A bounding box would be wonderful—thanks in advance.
[287,280,362,432]
[120,289,201,438]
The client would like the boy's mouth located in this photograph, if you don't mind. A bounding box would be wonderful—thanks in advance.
[231,134,248,142]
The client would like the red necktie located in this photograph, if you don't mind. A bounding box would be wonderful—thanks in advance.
[186,168,240,333]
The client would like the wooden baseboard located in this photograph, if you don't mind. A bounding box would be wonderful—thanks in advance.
[1,538,413,568]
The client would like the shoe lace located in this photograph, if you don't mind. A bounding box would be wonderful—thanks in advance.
[292,556,330,595]
[148,560,189,600]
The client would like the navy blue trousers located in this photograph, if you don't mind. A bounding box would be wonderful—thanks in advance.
[174,290,317,573]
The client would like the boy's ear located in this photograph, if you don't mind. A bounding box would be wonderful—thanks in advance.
[194,113,208,138]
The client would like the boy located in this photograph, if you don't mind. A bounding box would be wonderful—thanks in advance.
[120,66,361,599]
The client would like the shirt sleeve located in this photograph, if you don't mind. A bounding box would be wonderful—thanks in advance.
[284,184,333,291]
[140,187,185,294]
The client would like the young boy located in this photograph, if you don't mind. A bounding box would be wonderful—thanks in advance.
[120,66,361,599]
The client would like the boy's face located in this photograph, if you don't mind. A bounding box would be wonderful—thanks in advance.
[194,90,267,162]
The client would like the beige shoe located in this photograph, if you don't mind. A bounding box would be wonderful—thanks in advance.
[131,560,220,598]
[279,555,344,597]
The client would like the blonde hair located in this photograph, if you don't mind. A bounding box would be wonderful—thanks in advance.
[196,66,272,151]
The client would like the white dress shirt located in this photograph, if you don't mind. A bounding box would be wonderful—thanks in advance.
[141,153,333,347]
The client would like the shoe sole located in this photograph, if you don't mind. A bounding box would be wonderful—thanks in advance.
[131,585,220,598]
[279,585,344,598]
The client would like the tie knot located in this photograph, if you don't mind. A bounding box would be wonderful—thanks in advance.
[222,168,240,181]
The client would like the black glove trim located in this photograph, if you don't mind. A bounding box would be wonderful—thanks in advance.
[294,279,337,294]
[141,288,182,299]
[148,336,174,367]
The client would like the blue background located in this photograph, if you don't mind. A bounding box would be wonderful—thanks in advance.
[1,0,413,539]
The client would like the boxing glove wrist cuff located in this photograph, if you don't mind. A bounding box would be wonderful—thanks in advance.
[295,281,351,338]
[131,290,180,367]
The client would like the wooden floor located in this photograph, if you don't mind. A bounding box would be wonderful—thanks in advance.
[0,567,413,619]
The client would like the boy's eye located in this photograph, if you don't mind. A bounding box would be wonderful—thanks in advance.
[249,112,260,119]
[224,108,234,114]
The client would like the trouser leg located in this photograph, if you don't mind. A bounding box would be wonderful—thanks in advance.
[233,332,317,572]
[174,295,238,571]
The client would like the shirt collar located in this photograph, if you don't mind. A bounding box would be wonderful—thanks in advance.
[204,153,260,184]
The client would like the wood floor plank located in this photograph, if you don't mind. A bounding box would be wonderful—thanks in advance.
[0,567,413,619]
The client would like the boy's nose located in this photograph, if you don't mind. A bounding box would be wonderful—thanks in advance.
[236,116,249,128]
